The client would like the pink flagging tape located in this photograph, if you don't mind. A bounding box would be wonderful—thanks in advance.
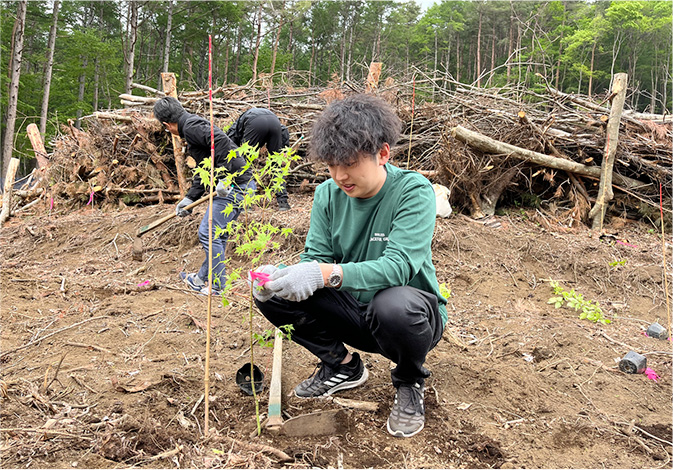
[250,271,271,286]
[87,190,94,205]
[644,367,660,382]
[137,280,151,287]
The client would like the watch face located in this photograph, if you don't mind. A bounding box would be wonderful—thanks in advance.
[329,273,341,287]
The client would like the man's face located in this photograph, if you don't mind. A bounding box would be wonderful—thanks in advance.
[163,122,179,136]
[327,143,390,199]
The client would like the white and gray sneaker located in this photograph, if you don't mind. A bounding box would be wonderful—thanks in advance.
[294,352,369,398]
[387,382,425,437]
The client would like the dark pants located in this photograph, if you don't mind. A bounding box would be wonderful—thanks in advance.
[255,286,444,387]
[242,114,288,203]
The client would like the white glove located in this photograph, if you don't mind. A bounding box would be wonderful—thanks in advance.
[176,197,194,217]
[251,265,279,303]
[266,261,324,302]
[216,180,232,198]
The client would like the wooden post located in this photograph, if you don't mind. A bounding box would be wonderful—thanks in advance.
[589,73,628,230]
[26,123,49,168]
[0,158,20,226]
[161,72,187,197]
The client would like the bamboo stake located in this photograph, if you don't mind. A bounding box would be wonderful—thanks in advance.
[660,183,672,345]
[204,34,215,437]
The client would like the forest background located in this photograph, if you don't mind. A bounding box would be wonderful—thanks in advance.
[1,0,671,180]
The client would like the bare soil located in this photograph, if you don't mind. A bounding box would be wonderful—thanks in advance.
[1,194,671,469]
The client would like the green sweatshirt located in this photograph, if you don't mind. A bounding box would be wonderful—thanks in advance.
[301,163,448,325]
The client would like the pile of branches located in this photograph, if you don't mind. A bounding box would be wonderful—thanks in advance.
[18,74,672,225]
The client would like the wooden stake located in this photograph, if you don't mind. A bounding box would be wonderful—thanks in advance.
[203,34,215,437]
[589,73,628,230]
[0,158,20,227]
[659,183,672,345]
[161,72,187,197]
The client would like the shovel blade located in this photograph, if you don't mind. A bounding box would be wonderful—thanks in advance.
[281,409,348,437]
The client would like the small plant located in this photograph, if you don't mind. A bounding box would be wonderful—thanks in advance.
[547,280,610,325]
[196,141,300,435]
[439,282,452,299]
[609,259,626,268]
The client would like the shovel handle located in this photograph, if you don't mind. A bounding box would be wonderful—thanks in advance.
[135,192,213,237]
[267,328,284,428]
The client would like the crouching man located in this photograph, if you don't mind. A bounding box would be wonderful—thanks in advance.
[252,94,447,438]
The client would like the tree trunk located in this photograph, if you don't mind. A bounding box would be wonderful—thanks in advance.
[124,0,138,94]
[476,8,482,87]
[223,33,230,85]
[588,41,596,99]
[39,0,60,139]
[158,0,173,91]
[451,124,642,190]
[270,1,285,85]
[309,25,315,87]
[76,56,88,129]
[589,73,628,230]
[93,57,100,111]
[555,4,565,90]
[251,3,263,84]
[432,29,438,101]
[2,0,27,180]
[507,1,514,83]
[234,25,242,83]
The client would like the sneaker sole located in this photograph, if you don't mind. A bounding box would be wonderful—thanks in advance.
[295,367,369,398]
[386,418,425,438]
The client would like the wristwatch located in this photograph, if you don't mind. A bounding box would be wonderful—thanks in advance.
[327,264,342,288]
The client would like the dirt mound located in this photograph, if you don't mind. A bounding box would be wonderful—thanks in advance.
[1,195,671,468]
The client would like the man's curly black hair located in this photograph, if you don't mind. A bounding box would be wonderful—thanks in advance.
[153,96,186,124]
[309,94,402,166]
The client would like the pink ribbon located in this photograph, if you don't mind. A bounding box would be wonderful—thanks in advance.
[49,197,54,211]
[87,190,94,206]
[616,239,637,248]
[137,280,151,287]
[644,368,659,382]
[250,271,271,286]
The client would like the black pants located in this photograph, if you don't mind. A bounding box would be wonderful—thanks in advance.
[242,114,288,202]
[255,286,444,387]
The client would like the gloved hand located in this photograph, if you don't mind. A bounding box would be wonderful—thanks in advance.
[216,180,232,198]
[266,261,324,302]
[251,264,278,303]
[176,197,194,217]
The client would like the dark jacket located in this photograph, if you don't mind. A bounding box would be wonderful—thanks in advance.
[226,108,290,154]
[178,112,252,200]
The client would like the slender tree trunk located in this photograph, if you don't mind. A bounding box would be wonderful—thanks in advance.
[456,35,460,83]
[309,25,315,87]
[124,0,138,94]
[488,23,495,86]
[2,0,27,179]
[555,3,565,90]
[93,57,100,111]
[288,17,294,71]
[223,33,230,85]
[234,25,242,83]
[75,56,88,129]
[251,3,263,84]
[158,0,173,90]
[339,11,346,82]
[270,1,285,85]
[432,29,438,101]
[39,0,60,139]
[588,41,596,98]
[476,8,482,87]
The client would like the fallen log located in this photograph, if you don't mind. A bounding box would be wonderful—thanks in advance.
[451,125,648,191]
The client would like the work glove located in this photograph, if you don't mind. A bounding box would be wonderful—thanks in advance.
[266,261,324,302]
[176,197,194,217]
[216,180,232,198]
[250,264,279,303]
